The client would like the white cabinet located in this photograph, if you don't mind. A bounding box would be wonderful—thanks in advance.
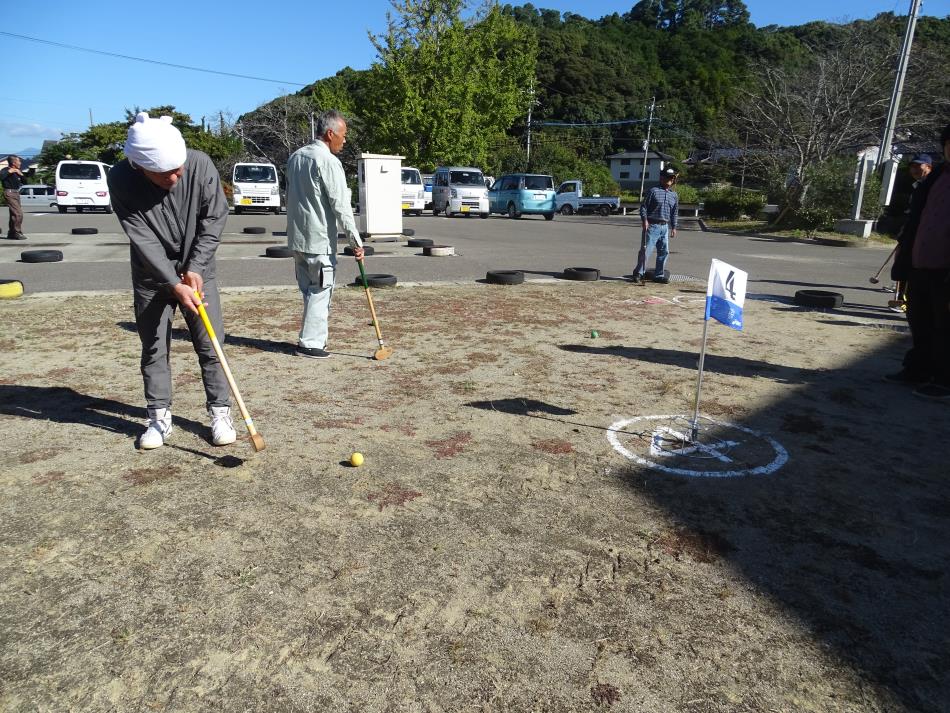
[357,153,404,239]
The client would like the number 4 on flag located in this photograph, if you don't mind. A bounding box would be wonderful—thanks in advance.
[705,259,748,331]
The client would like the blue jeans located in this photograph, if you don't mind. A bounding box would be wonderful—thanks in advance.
[633,223,669,278]
[294,252,336,349]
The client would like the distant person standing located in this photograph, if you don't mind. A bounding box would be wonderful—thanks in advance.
[285,110,364,359]
[632,167,679,284]
[108,112,237,449]
[1,155,31,239]
[889,154,934,311]
[884,124,950,402]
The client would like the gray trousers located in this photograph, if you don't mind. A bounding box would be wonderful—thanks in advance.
[5,189,23,236]
[294,252,336,349]
[133,278,230,410]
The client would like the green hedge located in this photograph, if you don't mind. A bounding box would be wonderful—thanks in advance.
[702,189,765,219]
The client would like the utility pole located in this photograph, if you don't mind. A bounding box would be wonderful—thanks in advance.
[88,108,94,128]
[638,97,656,203]
[525,79,539,170]
[310,113,315,142]
[877,0,922,209]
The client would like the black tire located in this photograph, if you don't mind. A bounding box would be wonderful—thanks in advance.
[507,202,521,219]
[265,246,294,258]
[403,228,416,237]
[563,267,600,281]
[432,208,440,216]
[486,270,524,285]
[480,212,489,219]
[21,249,63,263]
[599,204,611,217]
[794,289,844,308]
[243,227,266,235]
[57,205,67,214]
[560,204,574,216]
[357,273,397,288]
[407,238,434,248]
[344,245,374,256]
[544,212,555,221]
[71,227,98,235]
[104,205,114,214]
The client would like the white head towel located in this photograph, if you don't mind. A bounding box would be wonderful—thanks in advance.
[124,112,187,172]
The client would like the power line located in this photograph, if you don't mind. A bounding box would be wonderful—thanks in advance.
[0,31,308,87]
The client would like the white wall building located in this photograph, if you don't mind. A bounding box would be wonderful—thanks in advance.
[607,150,675,190]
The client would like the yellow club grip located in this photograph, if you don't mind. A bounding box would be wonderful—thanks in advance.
[194,290,218,342]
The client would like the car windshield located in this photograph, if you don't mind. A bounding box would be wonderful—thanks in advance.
[401,169,421,185]
[524,175,554,190]
[59,164,101,180]
[450,171,485,186]
[233,165,276,183]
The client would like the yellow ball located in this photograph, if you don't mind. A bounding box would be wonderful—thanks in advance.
[350,452,364,467]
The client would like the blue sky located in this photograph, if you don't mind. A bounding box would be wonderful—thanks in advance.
[2,0,947,153]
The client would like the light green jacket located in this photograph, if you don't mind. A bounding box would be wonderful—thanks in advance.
[285,140,362,254]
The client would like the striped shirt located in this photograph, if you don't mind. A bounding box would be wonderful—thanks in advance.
[640,186,679,230]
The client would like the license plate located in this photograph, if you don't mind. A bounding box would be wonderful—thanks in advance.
[401,203,410,209]
[240,198,252,205]
[75,198,92,204]
[460,205,470,212]
[534,193,547,199]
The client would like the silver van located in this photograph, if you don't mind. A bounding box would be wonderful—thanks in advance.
[431,166,489,218]
[18,184,57,208]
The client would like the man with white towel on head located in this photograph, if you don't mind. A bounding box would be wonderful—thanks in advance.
[108,111,236,450]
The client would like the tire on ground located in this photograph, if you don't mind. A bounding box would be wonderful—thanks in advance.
[243,227,266,234]
[356,273,398,288]
[486,270,524,286]
[71,227,98,235]
[794,289,844,308]
[563,267,600,281]
[427,246,455,257]
[344,245,374,256]
[402,228,416,237]
[407,238,434,248]
[422,244,451,256]
[0,279,24,299]
[264,246,294,258]
[21,250,63,263]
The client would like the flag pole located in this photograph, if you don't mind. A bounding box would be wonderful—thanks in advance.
[690,317,711,442]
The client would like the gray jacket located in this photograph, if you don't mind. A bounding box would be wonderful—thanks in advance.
[108,149,228,289]
[285,140,362,255]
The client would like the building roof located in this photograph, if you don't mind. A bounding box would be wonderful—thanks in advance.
[607,150,676,161]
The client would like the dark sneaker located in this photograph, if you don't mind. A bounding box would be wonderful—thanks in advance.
[913,383,950,401]
[883,369,929,385]
[652,271,670,283]
[296,346,331,359]
[630,274,645,285]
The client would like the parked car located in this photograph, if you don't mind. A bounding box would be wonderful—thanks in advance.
[55,160,112,213]
[18,184,56,208]
[401,167,425,216]
[431,166,489,218]
[555,180,620,216]
[422,174,433,209]
[232,162,280,214]
[488,174,556,220]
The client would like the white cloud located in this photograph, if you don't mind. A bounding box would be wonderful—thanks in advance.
[0,121,63,139]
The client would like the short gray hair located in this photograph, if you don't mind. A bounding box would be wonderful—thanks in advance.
[315,110,346,139]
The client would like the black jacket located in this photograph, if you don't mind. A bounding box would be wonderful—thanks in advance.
[892,162,944,281]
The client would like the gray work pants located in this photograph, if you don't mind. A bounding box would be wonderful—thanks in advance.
[5,189,24,236]
[133,278,230,410]
[294,252,336,349]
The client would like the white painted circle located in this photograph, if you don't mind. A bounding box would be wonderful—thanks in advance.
[607,415,788,478]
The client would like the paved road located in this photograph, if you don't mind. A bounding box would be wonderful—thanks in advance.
[1,206,897,309]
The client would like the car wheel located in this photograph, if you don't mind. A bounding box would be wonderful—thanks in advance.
[563,267,600,281]
[432,208,440,216]
[480,212,489,219]
[599,204,611,217]
[57,206,67,214]
[264,246,294,258]
[560,204,574,216]
[507,202,521,219]
[485,270,524,285]
[544,212,555,221]
[356,273,397,288]
[794,289,844,308]
[21,249,63,263]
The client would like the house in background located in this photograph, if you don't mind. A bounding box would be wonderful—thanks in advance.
[607,150,676,190]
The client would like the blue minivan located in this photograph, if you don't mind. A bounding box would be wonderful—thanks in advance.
[487,173,556,220]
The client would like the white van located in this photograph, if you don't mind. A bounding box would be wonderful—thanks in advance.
[401,167,425,216]
[19,184,56,208]
[55,160,112,213]
[431,166,489,218]
[232,162,280,214]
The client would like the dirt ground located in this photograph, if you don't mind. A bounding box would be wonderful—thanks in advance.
[1,278,948,713]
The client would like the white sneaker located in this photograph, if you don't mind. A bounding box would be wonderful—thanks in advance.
[209,405,237,446]
[140,407,172,450]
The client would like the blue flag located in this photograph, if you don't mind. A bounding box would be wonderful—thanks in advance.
[705,259,747,331]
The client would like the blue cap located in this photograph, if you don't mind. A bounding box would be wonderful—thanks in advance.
[911,154,933,165]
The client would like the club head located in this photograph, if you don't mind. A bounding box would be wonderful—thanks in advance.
[869,277,880,284]
[374,346,394,361]
[250,433,266,452]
